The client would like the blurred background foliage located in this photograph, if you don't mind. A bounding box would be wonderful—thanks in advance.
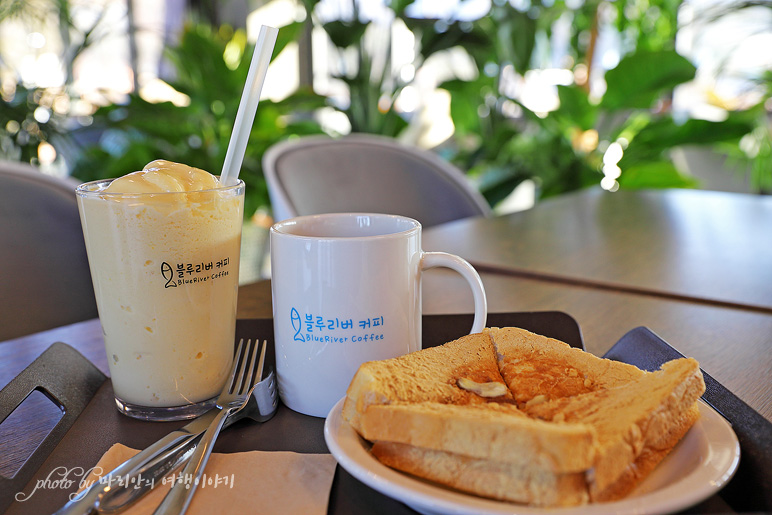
[302,0,769,205]
[72,22,327,218]
[1,0,770,217]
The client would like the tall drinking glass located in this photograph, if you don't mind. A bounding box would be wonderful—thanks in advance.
[76,179,244,421]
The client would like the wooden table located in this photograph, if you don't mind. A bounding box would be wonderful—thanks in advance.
[2,188,771,513]
[423,188,772,313]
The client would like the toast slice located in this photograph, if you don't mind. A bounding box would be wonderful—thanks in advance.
[371,440,590,507]
[342,332,513,432]
[360,401,596,472]
[342,327,705,507]
[370,402,700,507]
[487,326,706,498]
[343,330,598,472]
[486,327,645,408]
[524,357,705,500]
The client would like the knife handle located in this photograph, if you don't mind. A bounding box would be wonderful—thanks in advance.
[53,410,219,515]
[151,408,231,515]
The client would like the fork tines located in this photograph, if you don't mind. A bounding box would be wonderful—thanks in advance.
[232,339,267,394]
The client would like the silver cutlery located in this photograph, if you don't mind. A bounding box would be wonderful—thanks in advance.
[152,338,266,515]
[55,340,276,515]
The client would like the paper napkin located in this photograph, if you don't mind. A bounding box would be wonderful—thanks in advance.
[82,444,337,515]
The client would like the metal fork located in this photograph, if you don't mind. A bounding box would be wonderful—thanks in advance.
[152,338,266,515]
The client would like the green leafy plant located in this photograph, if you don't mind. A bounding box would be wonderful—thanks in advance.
[710,52,772,194]
[299,0,410,137]
[0,0,107,165]
[72,22,328,217]
[302,0,769,205]
[0,84,72,163]
[439,2,761,203]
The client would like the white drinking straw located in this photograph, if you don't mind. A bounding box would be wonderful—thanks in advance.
[220,25,279,186]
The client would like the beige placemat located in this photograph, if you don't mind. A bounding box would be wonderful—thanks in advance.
[82,444,337,514]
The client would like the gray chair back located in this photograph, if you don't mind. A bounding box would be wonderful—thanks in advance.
[0,161,98,340]
[263,134,492,227]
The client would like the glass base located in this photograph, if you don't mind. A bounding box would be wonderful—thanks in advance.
[114,396,218,421]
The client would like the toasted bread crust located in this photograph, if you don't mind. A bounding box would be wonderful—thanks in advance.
[360,402,597,471]
[342,332,510,431]
[591,402,701,502]
[371,441,590,507]
[487,327,644,407]
[524,357,706,496]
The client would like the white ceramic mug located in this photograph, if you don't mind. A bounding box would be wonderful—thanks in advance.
[270,213,487,417]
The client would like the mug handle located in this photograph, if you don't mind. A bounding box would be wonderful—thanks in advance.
[421,252,488,334]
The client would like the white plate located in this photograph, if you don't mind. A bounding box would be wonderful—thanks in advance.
[324,398,740,515]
